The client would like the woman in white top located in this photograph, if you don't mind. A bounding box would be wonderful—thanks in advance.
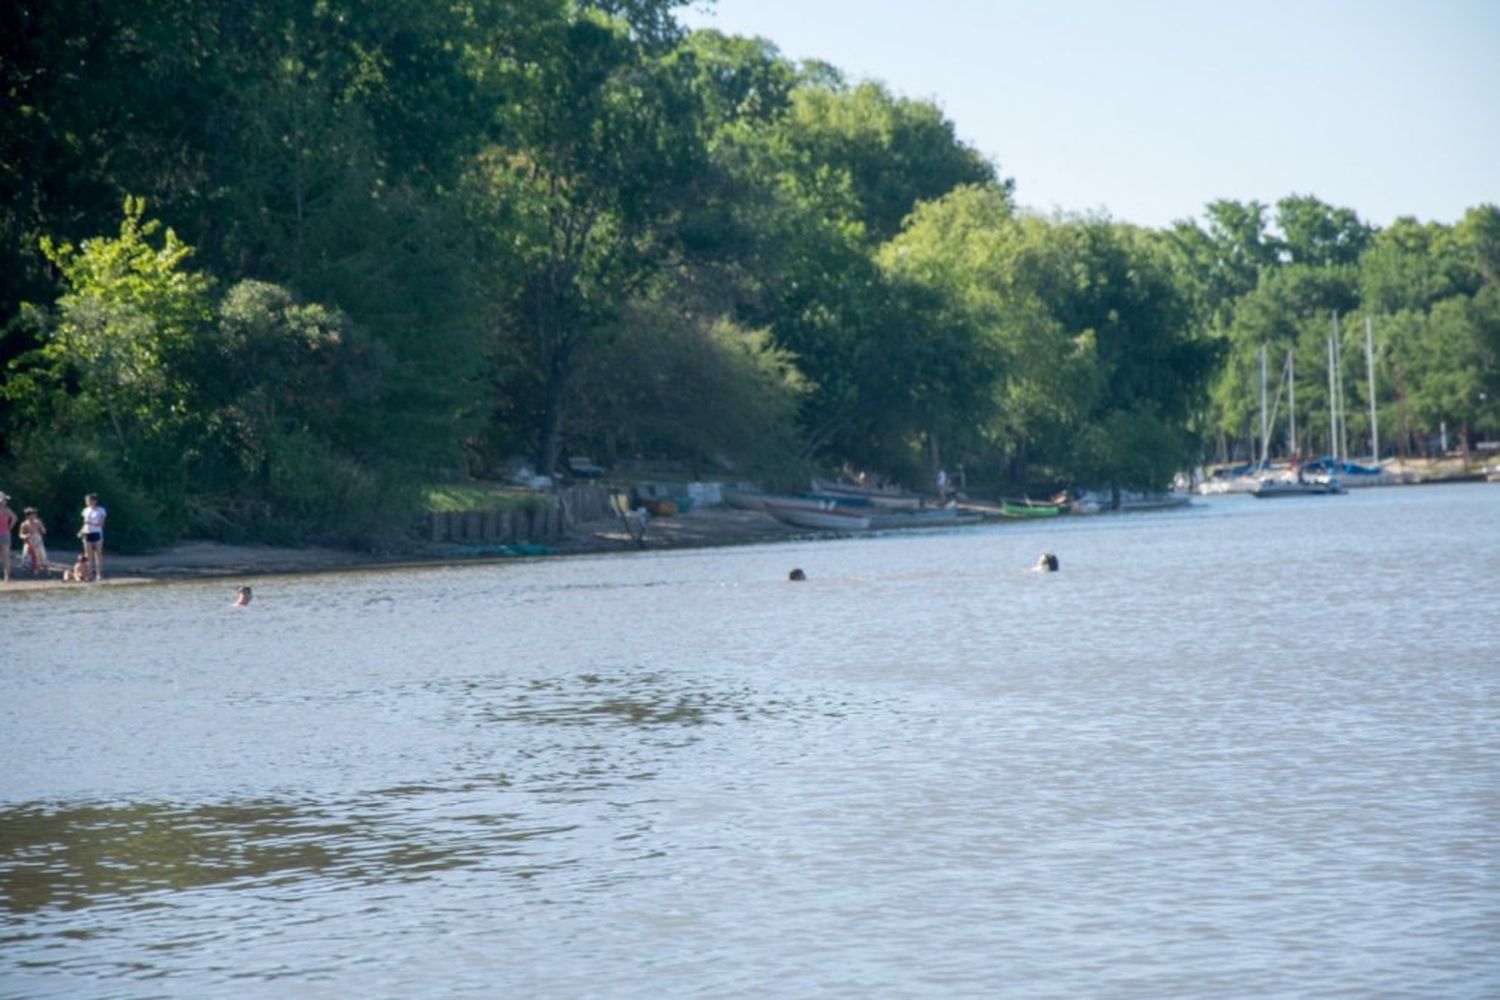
[80,493,107,581]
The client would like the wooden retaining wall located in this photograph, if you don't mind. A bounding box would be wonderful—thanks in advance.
[422,485,617,544]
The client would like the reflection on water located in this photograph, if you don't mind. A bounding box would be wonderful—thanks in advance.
[0,669,826,927]
[2,485,1498,998]
[1,798,481,915]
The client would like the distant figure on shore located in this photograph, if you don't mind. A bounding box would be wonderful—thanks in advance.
[788,568,806,581]
[0,492,14,582]
[19,507,47,575]
[234,586,253,606]
[79,492,106,581]
[1034,552,1059,572]
[64,553,90,582]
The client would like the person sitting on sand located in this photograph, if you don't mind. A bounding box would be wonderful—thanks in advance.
[1034,552,1059,572]
[19,507,47,576]
[233,586,253,606]
[64,553,90,582]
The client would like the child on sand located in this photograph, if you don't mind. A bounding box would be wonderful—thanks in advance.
[19,507,47,575]
[64,553,90,583]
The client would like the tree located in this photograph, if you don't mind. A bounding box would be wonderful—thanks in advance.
[470,8,709,477]
[571,295,808,477]
[24,197,214,460]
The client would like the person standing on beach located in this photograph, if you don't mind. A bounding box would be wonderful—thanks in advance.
[19,507,47,575]
[80,493,106,581]
[0,492,14,582]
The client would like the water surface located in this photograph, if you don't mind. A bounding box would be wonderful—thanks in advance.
[2,484,1498,997]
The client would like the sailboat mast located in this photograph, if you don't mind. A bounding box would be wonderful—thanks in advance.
[1365,315,1378,463]
[1328,313,1340,462]
[1259,344,1269,468]
[1287,348,1296,457]
[1334,325,1348,461]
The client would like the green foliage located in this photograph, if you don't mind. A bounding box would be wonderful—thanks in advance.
[29,197,215,457]
[572,298,808,477]
[3,439,177,554]
[421,485,551,514]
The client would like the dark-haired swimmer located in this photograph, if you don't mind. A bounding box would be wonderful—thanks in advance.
[234,586,253,606]
[1034,552,1059,572]
[788,568,806,581]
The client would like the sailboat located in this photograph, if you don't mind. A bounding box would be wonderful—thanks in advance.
[1199,345,1281,495]
[1252,341,1346,497]
[1295,314,1399,487]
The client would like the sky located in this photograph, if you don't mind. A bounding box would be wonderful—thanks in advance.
[678,0,1499,231]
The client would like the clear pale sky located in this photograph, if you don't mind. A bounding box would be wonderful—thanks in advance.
[678,0,1499,230]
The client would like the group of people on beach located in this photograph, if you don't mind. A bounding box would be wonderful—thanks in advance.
[0,492,106,583]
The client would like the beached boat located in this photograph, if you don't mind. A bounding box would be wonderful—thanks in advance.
[867,505,984,530]
[722,488,771,512]
[808,478,924,509]
[999,498,1064,519]
[762,498,873,532]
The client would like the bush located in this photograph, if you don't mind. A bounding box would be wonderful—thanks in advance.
[2,438,177,553]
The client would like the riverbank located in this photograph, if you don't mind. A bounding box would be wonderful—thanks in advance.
[0,506,806,592]
[6,464,1493,593]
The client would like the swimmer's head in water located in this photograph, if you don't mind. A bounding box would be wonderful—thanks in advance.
[235,586,253,605]
[788,568,806,581]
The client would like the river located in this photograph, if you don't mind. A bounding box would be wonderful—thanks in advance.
[2,483,1497,998]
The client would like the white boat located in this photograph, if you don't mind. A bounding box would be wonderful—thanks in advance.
[1251,476,1346,498]
[1069,489,1193,513]
[1197,470,1265,495]
[762,498,873,531]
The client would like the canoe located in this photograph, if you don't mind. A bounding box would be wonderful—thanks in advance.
[999,498,1064,519]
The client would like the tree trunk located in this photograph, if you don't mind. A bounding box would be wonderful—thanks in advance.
[536,352,569,479]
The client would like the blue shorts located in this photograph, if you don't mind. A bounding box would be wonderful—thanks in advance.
[84,532,102,544]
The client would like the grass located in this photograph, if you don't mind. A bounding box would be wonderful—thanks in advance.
[421,483,553,513]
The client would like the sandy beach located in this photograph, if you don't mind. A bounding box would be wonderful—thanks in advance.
[0,506,806,592]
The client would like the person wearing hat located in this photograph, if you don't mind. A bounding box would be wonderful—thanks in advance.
[19,506,47,576]
[0,492,14,582]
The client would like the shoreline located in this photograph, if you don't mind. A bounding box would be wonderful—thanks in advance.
[5,470,1493,593]
[0,507,808,592]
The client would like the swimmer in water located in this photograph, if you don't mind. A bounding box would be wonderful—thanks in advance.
[1034,552,1059,572]
[234,586,252,606]
[788,568,806,581]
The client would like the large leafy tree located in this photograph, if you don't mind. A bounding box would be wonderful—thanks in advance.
[469,7,709,477]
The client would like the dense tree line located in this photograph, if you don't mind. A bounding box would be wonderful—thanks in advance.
[2,1,1496,549]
